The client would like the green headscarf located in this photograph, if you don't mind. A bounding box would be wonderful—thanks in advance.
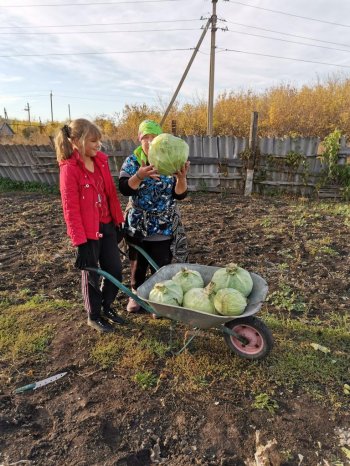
[138,119,162,141]
[133,145,148,166]
[134,119,163,166]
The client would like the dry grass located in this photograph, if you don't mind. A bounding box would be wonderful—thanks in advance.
[2,75,350,145]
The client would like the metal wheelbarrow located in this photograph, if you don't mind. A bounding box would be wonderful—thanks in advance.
[88,244,273,360]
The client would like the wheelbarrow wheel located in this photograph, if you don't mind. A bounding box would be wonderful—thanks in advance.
[224,316,273,360]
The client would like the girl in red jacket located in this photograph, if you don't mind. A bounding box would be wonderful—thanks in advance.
[55,118,125,333]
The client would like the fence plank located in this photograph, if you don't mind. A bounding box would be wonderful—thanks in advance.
[0,135,347,198]
[185,136,203,190]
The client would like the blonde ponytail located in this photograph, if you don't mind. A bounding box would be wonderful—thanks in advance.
[55,119,102,162]
[55,125,73,162]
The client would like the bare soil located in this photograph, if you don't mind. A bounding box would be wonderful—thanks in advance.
[0,191,349,466]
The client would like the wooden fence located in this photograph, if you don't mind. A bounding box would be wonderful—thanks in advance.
[0,136,349,198]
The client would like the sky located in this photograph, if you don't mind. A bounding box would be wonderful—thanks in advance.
[1,0,350,123]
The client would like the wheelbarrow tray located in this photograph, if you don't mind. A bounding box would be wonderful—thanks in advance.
[137,263,268,329]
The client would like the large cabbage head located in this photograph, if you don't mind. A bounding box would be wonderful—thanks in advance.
[148,133,189,176]
[210,263,253,297]
[214,288,247,316]
[172,268,204,293]
[182,287,216,314]
[149,280,183,306]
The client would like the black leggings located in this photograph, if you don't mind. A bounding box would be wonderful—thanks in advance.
[128,237,172,290]
[81,222,122,319]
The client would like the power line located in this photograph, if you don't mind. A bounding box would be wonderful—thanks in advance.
[225,1,350,29]
[0,0,183,7]
[0,18,200,28]
[221,19,350,49]
[217,47,350,68]
[0,47,194,58]
[0,27,200,35]
[5,24,349,56]
[224,28,350,54]
[8,93,116,102]
[55,94,119,102]
[4,91,123,99]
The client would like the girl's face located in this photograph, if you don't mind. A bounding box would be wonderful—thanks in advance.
[75,137,101,158]
[141,134,156,156]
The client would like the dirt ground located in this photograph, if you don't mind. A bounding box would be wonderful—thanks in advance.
[0,191,349,466]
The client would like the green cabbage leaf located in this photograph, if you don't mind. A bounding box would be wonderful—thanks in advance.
[148,133,189,176]
[214,288,247,316]
[172,268,204,293]
[182,286,216,314]
[149,280,183,306]
[210,263,253,297]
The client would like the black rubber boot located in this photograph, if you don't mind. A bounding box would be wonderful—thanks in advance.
[103,308,126,325]
[88,316,115,333]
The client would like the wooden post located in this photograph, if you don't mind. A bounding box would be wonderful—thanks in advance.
[207,0,218,136]
[160,18,211,127]
[50,91,54,123]
[171,120,177,135]
[244,111,259,196]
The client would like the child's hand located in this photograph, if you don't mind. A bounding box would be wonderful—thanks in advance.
[75,242,95,269]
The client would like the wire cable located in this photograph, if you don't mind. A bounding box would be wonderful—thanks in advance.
[0,47,194,58]
[0,27,200,35]
[225,1,350,29]
[221,19,350,49]
[6,91,124,101]
[217,46,350,68]
[0,18,201,29]
[0,0,184,7]
[224,27,350,54]
[6,93,115,102]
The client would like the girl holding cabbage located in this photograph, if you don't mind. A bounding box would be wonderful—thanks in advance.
[118,119,190,314]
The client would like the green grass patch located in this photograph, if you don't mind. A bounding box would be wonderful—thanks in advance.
[0,292,71,313]
[0,177,59,194]
[0,293,71,363]
[252,393,279,413]
[133,370,158,390]
[119,337,155,370]
[140,336,169,357]
[89,321,171,371]
[99,313,348,404]
[91,336,122,368]
[306,237,339,256]
[0,310,55,362]
[161,314,349,404]
[1,288,348,408]
[267,283,308,313]
[263,315,349,394]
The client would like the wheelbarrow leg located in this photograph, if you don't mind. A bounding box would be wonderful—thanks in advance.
[176,327,200,355]
[166,325,199,356]
[167,322,176,353]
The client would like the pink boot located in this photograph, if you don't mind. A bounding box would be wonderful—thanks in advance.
[127,294,141,313]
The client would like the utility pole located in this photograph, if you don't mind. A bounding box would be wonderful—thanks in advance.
[207,0,218,136]
[160,17,212,127]
[244,111,259,196]
[50,91,54,122]
[68,104,71,122]
[24,102,31,125]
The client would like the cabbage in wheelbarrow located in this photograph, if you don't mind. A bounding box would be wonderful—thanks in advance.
[138,263,267,327]
[137,263,273,360]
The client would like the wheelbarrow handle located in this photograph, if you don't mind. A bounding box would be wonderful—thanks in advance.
[84,267,156,315]
[128,244,160,271]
